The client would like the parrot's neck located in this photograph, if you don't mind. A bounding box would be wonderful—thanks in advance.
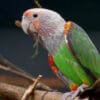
[41,21,66,55]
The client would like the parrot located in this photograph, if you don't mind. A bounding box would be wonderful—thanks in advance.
[21,8,100,100]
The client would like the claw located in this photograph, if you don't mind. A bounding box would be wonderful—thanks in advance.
[61,91,74,100]
[61,84,88,100]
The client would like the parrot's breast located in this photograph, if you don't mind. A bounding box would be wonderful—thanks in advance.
[42,30,65,55]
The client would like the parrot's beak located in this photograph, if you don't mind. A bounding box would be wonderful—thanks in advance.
[21,16,36,35]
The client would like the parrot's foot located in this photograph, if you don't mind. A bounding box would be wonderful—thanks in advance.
[21,75,42,100]
[61,84,88,100]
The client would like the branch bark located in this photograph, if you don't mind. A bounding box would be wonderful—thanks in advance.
[0,74,65,88]
[0,82,88,100]
[0,55,88,100]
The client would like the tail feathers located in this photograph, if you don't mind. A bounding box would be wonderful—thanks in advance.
[79,79,100,100]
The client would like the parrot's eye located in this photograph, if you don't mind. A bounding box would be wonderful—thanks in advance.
[33,14,38,18]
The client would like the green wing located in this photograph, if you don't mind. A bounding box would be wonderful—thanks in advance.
[68,22,100,78]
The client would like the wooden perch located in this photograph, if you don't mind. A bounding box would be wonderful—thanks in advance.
[0,54,89,100]
[0,56,56,91]
[0,74,65,88]
[0,82,88,100]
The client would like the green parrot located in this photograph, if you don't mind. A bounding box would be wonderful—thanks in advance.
[21,8,100,99]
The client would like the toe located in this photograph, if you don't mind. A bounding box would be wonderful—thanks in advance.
[61,92,74,100]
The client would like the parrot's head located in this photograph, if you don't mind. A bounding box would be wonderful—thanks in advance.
[22,8,65,39]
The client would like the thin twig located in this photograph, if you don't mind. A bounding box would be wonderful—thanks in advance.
[34,0,42,8]
[21,75,42,100]
[15,20,22,28]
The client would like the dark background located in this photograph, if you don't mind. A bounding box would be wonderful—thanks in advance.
[0,0,100,77]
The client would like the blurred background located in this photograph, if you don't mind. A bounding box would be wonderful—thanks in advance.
[0,0,100,77]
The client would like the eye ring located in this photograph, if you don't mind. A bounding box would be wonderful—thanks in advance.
[33,14,38,18]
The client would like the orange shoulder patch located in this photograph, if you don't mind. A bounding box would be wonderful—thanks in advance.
[64,21,72,34]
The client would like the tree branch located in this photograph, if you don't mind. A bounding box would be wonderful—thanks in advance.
[0,74,65,88]
[0,56,88,100]
[0,82,88,100]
